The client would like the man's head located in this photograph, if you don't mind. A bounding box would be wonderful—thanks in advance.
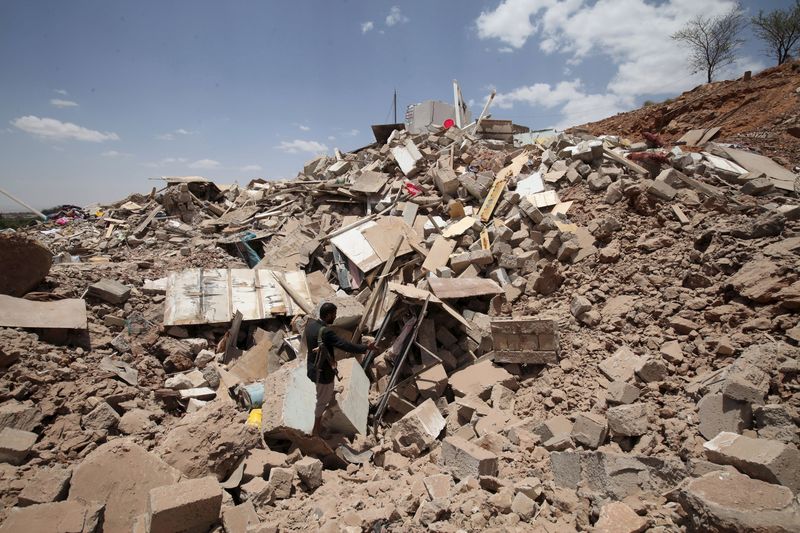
[319,302,337,324]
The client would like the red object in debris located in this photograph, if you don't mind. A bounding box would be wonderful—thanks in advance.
[443,118,455,129]
[628,151,670,164]
[405,181,422,196]
[643,131,664,148]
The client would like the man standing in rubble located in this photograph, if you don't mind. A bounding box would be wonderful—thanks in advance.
[306,302,375,437]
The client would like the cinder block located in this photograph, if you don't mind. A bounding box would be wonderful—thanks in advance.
[147,476,222,533]
[440,435,498,480]
[0,427,36,465]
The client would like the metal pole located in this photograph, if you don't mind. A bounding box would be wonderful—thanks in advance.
[0,186,48,220]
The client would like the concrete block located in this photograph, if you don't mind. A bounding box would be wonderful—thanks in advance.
[450,359,515,399]
[697,393,752,440]
[432,167,460,196]
[294,456,323,491]
[389,399,446,457]
[599,345,642,382]
[634,357,668,383]
[327,358,369,436]
[18,466,72,506]
[534,416,572,443]
[607,403,648,437]
[414,362,448,401]
[0,427,36,465]
[221,501,259,533]
[440,436,498,481]
[518,198,543,223]
[391,140,422,176]
[148,476,222,533]
[261,363,316,437]
[423,473,452,500]
[511,492,536,520]
[82,402,120,431]
[268,467,294,500]
[242,449,287,481]
[704,432,800,492]
[676,471,800,533]
[571,412,608,449]
[607,380,640,404]
[722,363,770,404]
[594,502,647,533]
[87,278,131,304]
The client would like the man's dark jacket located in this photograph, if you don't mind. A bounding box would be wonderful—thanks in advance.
[305,319,367,384]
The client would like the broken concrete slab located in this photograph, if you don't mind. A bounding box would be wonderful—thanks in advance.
[18,466,72,506]
[0,427,36,465]
[0,500,104,533]
[704,432,800,492]
[550,450,687,499]
[675,470,800,533]
[294,456,323,491]
[697,393,752,440]
[389,398,446,457]
[68,440,182,532]
[261,363,316,438]
[440,435,499,481]
[0,295,87,330]
[148,476,223,533]
[158,401,260,481]
[221,501,260,533]
[0,400,44,432]
[450,359,516,399]
[326,358,369,436]
[606,380,640,405]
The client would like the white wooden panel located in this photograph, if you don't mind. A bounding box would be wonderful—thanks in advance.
[201,268,230,324]
[330,221,382,273]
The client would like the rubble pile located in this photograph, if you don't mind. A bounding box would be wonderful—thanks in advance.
[0,112,798,532]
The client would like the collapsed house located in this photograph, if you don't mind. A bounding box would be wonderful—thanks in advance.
[0,95,799,532]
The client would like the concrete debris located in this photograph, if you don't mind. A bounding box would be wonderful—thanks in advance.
[704,432,800,492]
[674,471,800,533]
[0,76,799,531]
[147,476,223,533]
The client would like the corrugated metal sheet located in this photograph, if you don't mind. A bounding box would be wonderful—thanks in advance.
[163,268,312,326]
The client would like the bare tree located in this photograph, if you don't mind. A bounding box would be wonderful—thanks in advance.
[672,5,746,83]
[751,2,800,65]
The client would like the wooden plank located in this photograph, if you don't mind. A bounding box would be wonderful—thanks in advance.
[427,278,503,299]
[478,177,507,223]
[672,205,690,224]
[281,270,314,315]
[0,295,87,329]
[330,245,352,291]
[361,217,415,262]
[256,269,286,316]
[480,229,490,250]
[164,269,202,326]
[201,268,231,324]
[603,147,648,175]
[387,282,471,328]
[133,204,161,237]
[442,216,477,238]
[421,236,456,272]
[230,269,260,320]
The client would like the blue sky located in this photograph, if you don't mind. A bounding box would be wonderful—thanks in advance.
[0,0,792,210]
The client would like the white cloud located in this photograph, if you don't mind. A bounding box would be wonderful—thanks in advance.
[386,6,408,26]
[50,98,79,108]
[327,135,336,141]
[361,21,374,33]
[156,128,196,141]
[188,159,220,169]
[476,0,753,129]
[498,47,514,53]
[347,129,359,136]
[54,89,68,96]
[275,139,329,154]
[101,150,132,158]
[143,157,188,168]
[11,115,119,142]
[240,164,263,172]
[299,125,310,131]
